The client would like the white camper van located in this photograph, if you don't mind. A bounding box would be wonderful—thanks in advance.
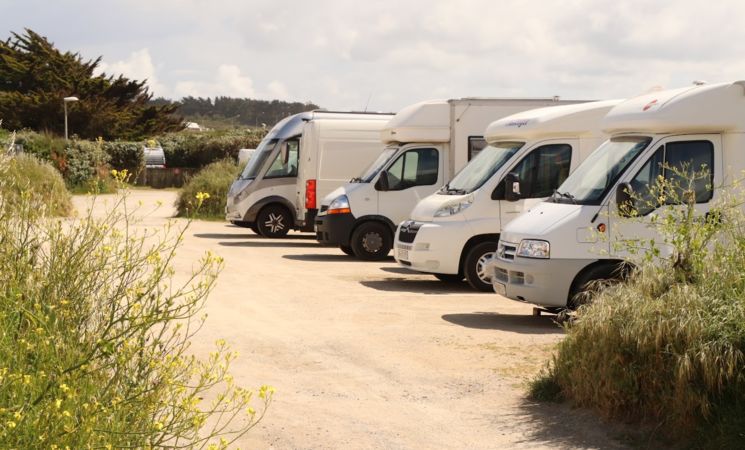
[393,101,620,291]
[225,111,394,237]
[490,81,741,310]
[315,97,587,260]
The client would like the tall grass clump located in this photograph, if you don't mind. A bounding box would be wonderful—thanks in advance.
[177,159,241,219]
[0,153,271,447]
[2,152,71,216]
[531,170,745,446]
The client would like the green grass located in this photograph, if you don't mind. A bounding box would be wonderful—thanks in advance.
[176,159,241,219]
[2,154,72,216]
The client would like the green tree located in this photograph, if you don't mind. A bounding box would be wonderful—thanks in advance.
[0,29,182,140]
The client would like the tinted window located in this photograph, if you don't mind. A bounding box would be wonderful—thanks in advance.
[500,144,572,199]
[629,140,714,214]
[468,136,488,160]
[386,148,439,190]
[265,139,299,178]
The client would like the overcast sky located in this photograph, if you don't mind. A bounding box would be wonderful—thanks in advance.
[2,0,745,112]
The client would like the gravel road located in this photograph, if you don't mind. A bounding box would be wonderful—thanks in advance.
[74,190,628,450]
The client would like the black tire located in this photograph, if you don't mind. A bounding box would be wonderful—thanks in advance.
[464,241,499,292]
[568,263,627,309]
[256,205,291,238]
[249,223,261,235]
[340,245,355,256]
[433,273,464,282]
[350,222,392,261]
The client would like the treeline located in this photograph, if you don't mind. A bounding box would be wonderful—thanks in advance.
[157,96,320,128]
[0,29,182,140]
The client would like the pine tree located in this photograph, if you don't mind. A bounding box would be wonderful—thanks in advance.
[0,29,182,140]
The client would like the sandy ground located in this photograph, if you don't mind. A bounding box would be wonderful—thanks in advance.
[74,190,629,450]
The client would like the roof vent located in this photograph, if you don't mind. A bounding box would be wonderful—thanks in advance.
[552,95,560,102]
[692,80,707,86]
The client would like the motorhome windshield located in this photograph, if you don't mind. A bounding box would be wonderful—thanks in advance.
[552,136,651,205]
[240,139,279,179]
[442,142,524,194]
[358,146,399,183]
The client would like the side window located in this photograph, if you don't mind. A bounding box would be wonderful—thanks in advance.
[629,147,664,215]
[665,141,714,203]
[386,148,439,191]
[628,140,714,214]
[468,136,487,160]
[265,139,299,178]
[506,144,573,198]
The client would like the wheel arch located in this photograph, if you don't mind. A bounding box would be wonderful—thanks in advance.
[458,233,501,275]
[352,215,397,239]
[567,259,634,304]
[245,196,297,225]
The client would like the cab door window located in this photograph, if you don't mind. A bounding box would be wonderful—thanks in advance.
[629,140,714,215]
[265,139,299,178]
[386,148,439,190]
[502,144,572,198]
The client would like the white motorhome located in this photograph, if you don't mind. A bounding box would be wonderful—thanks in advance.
[489,81,741,310]
[225,111,394,237]
[314,97,587,260]
[393,101,620,291]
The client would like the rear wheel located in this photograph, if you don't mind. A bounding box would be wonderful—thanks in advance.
[434,273,464,283]
[340,245,355,256]
[464,241,499,292]
[256,205,291,238]
[350,222,392,261]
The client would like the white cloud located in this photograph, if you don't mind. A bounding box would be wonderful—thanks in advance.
[96,48,165,96]
[174,64,256,98]
[266,81,290,100]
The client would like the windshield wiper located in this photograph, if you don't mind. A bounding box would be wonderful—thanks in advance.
[553,190,577,204]
[349,177,362,183]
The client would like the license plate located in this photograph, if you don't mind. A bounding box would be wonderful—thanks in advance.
[398,248,409,261]
[494,282,506,296]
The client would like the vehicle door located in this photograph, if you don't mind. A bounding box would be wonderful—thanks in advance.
[496,141,576,228]
[376,146,442,226]
[608,135,721,259]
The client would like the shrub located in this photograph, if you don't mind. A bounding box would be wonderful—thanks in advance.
[1,153,71,216]
[535,172,745,446]
[14,129,67,161]
[104,141,144,176]
[176,159,241,218]
[158,129,265,169]
[0,162,271,448]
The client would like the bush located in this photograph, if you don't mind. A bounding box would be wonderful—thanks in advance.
[176,159,241,218]
[535,172,745,446]
[158,129,265,169]
[1,153,71,216]
[0,161,271,448]
[104,141,144,176]
[14,129,67,161]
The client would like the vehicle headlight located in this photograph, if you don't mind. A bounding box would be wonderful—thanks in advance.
[328,195,351,214]
[517,240,550,259]
[434,198,473,217]
[235,181,253,202]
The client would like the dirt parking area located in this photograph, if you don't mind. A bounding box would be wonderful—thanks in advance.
[75,190,628,449]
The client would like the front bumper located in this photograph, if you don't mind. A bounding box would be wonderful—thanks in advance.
[488,251,595,309]
[393,220,465,274]
[315,212,355,246]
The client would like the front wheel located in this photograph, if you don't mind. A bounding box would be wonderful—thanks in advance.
[568,263,629,309]
[340,245,355,256]
[464,241,499,292]
[350,222,392,261]
[256,205,291,238]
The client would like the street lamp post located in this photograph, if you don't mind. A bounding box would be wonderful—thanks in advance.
[63,96,79,141]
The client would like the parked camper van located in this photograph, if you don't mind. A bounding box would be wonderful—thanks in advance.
[315,97,587,260]
[393,101,620,291]
[489,81,739,310]
[225,111,394,237]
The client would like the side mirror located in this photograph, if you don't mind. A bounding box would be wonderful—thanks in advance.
[504,172,521,202]
[375,170,390,191]
[616,182,635,217]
